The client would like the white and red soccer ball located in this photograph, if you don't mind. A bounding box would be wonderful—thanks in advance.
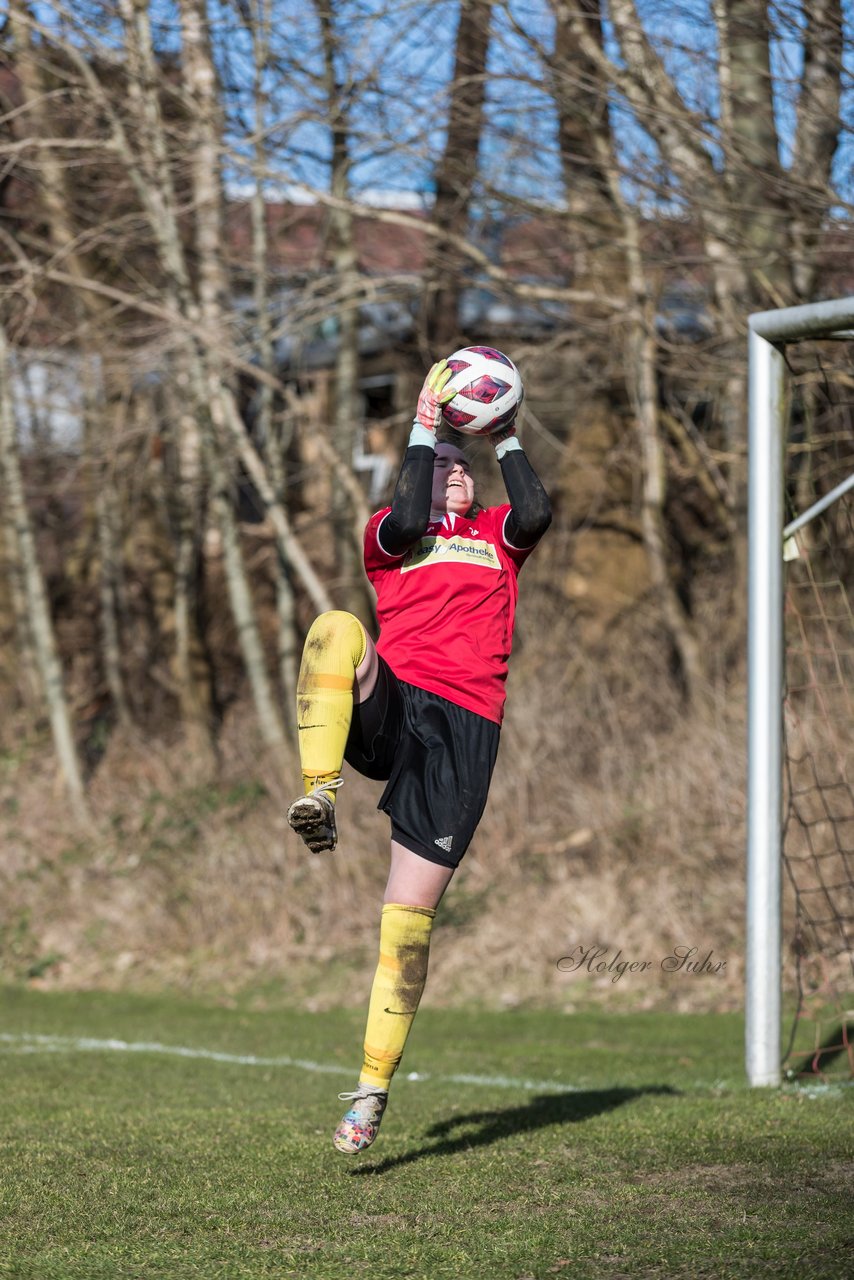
[440,346,524,437]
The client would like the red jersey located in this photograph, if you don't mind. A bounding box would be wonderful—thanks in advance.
[363,504,539,725]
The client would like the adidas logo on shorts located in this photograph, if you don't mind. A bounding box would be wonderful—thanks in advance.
[434,835,454,853]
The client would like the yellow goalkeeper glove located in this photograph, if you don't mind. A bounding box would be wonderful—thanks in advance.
[414,359,456,434]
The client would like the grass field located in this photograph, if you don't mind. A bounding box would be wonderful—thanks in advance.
[1,987,851,1279]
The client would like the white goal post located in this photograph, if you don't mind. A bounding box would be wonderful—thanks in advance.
[747,295,854,1087]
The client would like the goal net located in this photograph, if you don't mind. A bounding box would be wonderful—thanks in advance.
[746,297,854,1087]
[780,343,854,1081]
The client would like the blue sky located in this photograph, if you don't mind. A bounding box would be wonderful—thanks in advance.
[25,1,854,210]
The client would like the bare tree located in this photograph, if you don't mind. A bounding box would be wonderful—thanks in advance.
[563,0,845,465]
[8,0,138,732]
[544,0,704,695]
[547,0,846,649]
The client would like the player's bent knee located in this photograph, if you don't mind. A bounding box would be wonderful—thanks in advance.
[304,611,367,672]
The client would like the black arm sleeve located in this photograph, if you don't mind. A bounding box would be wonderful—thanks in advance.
[377,444,435,556]
[500,448,552,549]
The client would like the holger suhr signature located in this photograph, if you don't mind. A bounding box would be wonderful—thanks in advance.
[557,944,727,983]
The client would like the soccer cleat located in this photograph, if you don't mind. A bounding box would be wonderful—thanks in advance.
[333,1084,388,1154]
[287,778,343,853]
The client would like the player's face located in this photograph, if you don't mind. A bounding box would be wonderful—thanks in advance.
[432,445,475,516]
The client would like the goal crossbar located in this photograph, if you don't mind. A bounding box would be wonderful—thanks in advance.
[746,295,854,1087]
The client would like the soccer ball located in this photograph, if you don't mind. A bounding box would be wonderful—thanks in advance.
[441,346,524,436]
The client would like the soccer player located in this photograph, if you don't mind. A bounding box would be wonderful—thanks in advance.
[287,358,551,1152]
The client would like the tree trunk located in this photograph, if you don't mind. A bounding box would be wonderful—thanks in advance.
[627,295,705,700]
[83,362,132,732]
[95,484,132,729]
[210,446,287,749]
[163,375,218,765]
[1,466,41,712]
[246,0,299,724]
[315,0,374,619]
[424,0,492,352]
[787,0,844,298]
[179,0,288,750]
[0,326,90,822]
[551,0,621,296]
[591,114,705,699]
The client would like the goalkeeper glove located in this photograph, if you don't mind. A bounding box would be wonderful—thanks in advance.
[489,415,522,459]
[410,360,456,447]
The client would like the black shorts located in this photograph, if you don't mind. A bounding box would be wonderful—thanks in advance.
[344,657,500,869]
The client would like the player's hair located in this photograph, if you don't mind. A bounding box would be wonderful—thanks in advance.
[435,432,471,452]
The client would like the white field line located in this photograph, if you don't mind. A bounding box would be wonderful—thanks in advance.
[2,1032,851,1096]
[0,1032,581,1093]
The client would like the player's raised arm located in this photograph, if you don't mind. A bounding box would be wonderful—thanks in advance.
[490,421,552,549]
[378,361,455,556]
[427,343,550,550]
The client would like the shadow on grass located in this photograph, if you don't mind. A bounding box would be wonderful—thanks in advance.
[350,1085,679,1175]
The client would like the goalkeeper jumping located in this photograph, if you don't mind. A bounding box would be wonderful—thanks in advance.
[287,358,551,1153]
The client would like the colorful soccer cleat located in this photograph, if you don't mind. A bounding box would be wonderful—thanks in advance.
[333,1084,389,1154]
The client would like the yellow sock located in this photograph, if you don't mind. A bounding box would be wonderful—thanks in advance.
[359,903,435,1090]
[297,611,367,800]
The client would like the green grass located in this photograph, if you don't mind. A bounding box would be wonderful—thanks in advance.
[1,988,851,1279]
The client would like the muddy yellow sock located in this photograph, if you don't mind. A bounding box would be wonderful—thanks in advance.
[297,611,367,801]
[359,903,436,1090]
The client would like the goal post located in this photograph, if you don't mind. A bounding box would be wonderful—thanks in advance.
[746,295,854,1087]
